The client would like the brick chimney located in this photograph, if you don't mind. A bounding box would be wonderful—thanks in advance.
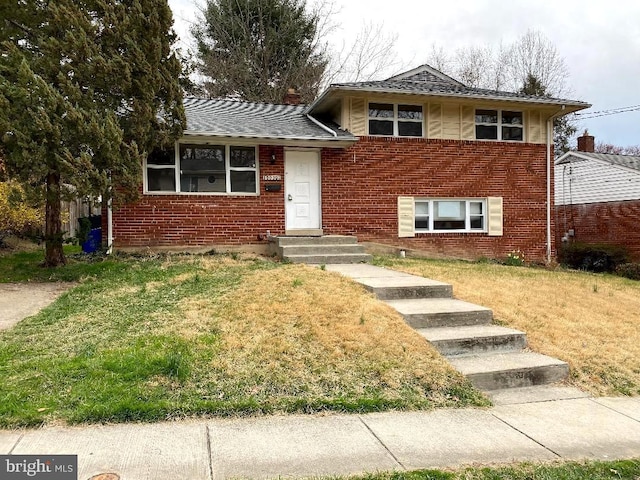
[283,88,301,106]
[577,130,595,153]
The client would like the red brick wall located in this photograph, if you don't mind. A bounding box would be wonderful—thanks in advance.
[113,138,554,262]
[322,137,553,262]
[112,146,286,247]
[555,200,640,261]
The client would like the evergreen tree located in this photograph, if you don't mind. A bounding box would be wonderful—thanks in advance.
[0,0,186,266]
[193,0,328,103]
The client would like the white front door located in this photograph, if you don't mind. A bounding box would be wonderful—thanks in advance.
[285,150,321,232]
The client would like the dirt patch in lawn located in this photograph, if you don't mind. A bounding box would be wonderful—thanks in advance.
[0,283,74,331]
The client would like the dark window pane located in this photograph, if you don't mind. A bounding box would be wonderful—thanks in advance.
[398,121,423,137]
[502,111,523,125]
[434,220,466,230]
[180,172,226,192]
[369,120,394,135]
[147,168,176,191]
[415,218,429,230]
[398,105,423,120]
[476,125,498,139]
[148,148,175,165]
[369,103,394,118]
[230,171,257,193]
[230,146,256,168]
[502,126,523,141]
[475,109,498,124]
[470,216,484,229]
[180,145,225,172]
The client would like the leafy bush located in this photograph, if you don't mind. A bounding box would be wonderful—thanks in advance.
[615,263,640,281]
[0,181,44,242]
[559,242,629,273]
[504,249,525,266]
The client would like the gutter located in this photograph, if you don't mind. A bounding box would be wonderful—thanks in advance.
[545,106,566,264]
[306,114,337,137]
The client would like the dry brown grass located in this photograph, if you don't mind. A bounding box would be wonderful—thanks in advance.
[180,263,485,409]
[376,257,640,396]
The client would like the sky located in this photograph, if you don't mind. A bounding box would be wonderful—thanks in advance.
[167,0,640,148]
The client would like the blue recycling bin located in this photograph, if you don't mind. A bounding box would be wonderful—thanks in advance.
[81,228,102,253]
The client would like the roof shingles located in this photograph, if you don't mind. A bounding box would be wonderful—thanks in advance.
[184,97,353,141]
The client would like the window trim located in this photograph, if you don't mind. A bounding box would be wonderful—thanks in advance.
[414,198,487,233]
[475,109,524,142]
[144,142,260,196]
[368,102,424,138]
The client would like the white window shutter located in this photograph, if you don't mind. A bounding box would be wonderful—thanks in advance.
[398,196,415,238]
[487,197,503,236]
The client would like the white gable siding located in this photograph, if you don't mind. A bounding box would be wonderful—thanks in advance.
[555,157,640,205]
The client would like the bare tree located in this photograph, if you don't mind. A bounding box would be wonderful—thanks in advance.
[324,21,404,85]
[504,29,570,96]
[425,30,569,96]
[595,143,640,155]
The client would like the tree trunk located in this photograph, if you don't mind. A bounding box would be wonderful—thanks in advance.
[43,170,66,267]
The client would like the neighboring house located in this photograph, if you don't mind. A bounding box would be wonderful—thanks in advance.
[555,133,640,261]
[111,65,589,262]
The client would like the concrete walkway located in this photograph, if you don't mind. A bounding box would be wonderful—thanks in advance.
[1,396,639,479]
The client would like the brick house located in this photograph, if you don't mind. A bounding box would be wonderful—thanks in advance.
[555,133,640,261]
[111,65,589,262]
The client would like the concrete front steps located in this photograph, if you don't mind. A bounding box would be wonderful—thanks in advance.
[329,264,569,393]
[270,235,372,264]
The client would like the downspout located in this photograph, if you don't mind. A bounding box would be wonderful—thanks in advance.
[306,114,337,137]
[546,105,565,264]
[107,175,113,255]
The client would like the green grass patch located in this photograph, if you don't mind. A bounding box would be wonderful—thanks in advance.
[0,251,486,427]
[335,459,640,479]
[0,244,125,283]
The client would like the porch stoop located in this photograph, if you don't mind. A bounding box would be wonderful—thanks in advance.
[325,264,570,395]
[270,235,372,264]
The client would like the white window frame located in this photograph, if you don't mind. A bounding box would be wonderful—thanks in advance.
[414,198,487,233]
[144,142,259,196]
[368,102,424,138]
[475,109,524,142]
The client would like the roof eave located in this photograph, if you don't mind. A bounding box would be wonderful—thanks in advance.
[308,85,590,114]
[182,130,357,148]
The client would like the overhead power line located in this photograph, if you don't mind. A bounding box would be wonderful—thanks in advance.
[574,104,640,120]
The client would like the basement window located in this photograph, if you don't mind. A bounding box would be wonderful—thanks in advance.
[414,199,486,233]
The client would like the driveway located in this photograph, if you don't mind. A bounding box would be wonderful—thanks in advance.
[0,283,73,331]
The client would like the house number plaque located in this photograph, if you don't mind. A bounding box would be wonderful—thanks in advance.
[263,175,281,181]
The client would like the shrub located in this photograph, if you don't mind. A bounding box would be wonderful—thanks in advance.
[559,242,629,273]
[615,263,640,281]
[504,249,525,266]
[0,181,44,241]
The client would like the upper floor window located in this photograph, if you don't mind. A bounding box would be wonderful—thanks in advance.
[146,144,258,194]
[369,103,423,137]
[475,109,523,141]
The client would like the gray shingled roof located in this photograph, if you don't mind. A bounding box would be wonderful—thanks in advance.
[184,97,355,142]
[307,64,590,113]
[557,151,640,172]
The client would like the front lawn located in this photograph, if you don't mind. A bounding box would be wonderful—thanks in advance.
[375,255,640,396]
[0,251,485,427]
[339,458,640,480]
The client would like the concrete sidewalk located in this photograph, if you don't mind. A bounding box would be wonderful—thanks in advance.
[1,396,639,479]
